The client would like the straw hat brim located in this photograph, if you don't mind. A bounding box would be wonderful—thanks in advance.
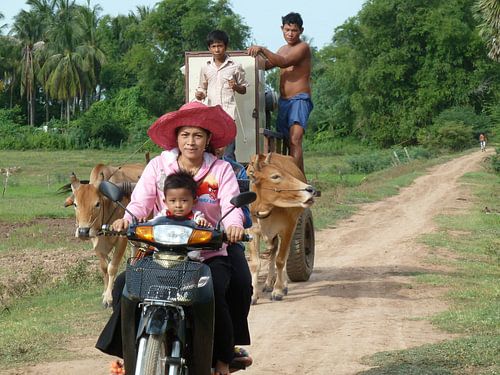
[147,104,236,150]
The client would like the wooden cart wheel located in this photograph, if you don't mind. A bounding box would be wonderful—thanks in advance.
[286,208,315,281]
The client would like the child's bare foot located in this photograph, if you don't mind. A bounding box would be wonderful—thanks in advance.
[214,360,230,375]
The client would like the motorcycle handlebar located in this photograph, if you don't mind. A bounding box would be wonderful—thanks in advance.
[100,224,127,236]
[222,233,253,243]
[100,224,252,242]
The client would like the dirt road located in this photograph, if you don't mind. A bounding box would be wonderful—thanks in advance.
[3,150,491,375]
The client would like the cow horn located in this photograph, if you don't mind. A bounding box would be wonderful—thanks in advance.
[251,154,261,172]
[264,152,273,165]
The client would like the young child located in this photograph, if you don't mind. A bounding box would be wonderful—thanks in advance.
[195,29,249,161]
[161,170,210,227]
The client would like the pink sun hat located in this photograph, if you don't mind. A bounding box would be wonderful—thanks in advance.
[147,102,236,150]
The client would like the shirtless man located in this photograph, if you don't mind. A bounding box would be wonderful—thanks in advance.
[247,12,312,172]
[479,133,487,152]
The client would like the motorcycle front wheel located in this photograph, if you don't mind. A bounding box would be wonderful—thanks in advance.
[140,334,184,375]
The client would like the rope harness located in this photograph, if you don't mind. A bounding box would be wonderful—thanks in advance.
[258,186,315,193]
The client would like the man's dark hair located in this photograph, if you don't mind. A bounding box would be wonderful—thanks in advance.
[163,170,198,199]
[282,12,303,29]
[207,29,229,47]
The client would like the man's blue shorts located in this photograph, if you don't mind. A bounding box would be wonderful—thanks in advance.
[276,93,313,138]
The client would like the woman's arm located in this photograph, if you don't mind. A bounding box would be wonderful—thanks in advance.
[123,159,160,222]
[217,161,245,230]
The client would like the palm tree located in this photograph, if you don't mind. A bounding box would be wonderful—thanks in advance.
[0,34,20,108]
[130,5,153,22]
[0,12,7,34]
[77,0,106,109]
[11,10,45,126]
[26,0,57,122]
[474,0,500,61]
[41,0,88,124]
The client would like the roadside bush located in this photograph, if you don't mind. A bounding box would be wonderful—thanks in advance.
[435,106,491,134]
[0,106,26,125]
[69,87,151,148]
[417,121,474,151]
[70,101,129,148]
[0,123,70,150]
[491,148,500,173]
[407,146,435,159]
[483,102,500,143]
[305,132,370,155]
[347,150,393,173]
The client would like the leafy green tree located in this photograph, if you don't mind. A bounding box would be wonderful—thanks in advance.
[137,0,250,114]
[473,0,500,61]
[315,0,500,147]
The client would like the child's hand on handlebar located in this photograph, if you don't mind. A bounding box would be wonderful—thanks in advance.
[226,225,245,243]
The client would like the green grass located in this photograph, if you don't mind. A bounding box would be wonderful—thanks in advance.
[360,169,500,375]
[0,150,147,221]
[360,336,499,374]
[0,281,110,366]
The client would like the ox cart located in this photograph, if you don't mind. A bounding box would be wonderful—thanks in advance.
[184,51,315,282]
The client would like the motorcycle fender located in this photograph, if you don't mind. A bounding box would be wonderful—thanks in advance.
[146,307,168,335]
[136,307,168,338]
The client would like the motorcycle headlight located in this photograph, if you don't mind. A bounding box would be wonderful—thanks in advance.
[154,225,193,245]
[134,225,214,246]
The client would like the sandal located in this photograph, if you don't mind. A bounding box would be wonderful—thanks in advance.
[110,359,126,375]
[230,347,253,372]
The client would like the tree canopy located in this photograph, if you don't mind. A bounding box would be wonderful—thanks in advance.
[311,0,499,147]
[0,0,498,150]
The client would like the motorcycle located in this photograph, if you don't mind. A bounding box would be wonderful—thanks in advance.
[99,180,256,375]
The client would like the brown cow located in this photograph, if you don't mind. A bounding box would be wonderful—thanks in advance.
[66,163,143,307]
[246,153,316,304]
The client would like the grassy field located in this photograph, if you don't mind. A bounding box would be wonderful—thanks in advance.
[0,149,498,373]
[359,169,500,374]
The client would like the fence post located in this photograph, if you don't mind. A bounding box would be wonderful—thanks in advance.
[392,151,401,165]
[404,147,411,162]
[2,170,10,198]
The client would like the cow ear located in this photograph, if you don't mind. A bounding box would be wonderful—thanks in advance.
[246,165,255,181]
[64,195,74,207]
[70,172,80,192]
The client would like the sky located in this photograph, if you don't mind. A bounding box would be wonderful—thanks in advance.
[1,0,366,51]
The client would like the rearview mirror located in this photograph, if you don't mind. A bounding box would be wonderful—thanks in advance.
[230,191,256,208]
[99,181,124,202]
